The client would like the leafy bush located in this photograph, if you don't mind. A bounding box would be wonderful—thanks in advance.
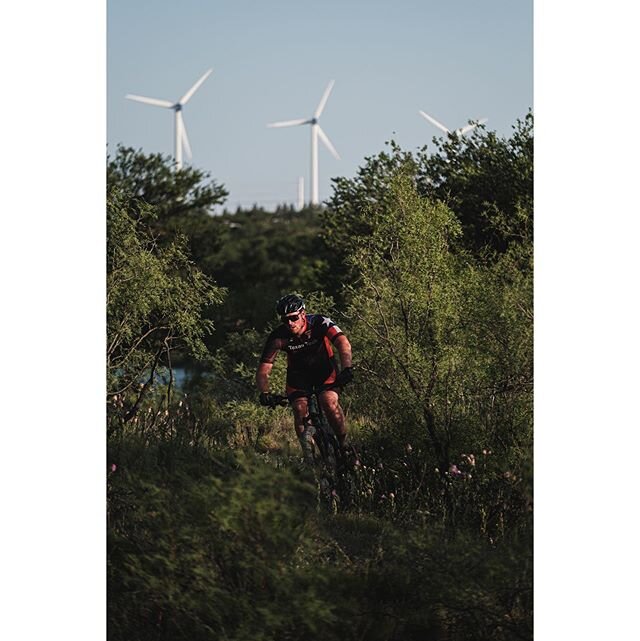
[108,431,531,641]
[107,188,225,420]
[108,443,339,641]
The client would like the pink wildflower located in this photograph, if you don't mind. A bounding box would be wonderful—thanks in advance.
[449,464,463,478]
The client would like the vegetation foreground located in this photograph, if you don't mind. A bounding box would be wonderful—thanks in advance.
[107,114,533,640]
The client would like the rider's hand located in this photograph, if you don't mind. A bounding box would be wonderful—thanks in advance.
[335,366,353,387]
[259,392,276,407]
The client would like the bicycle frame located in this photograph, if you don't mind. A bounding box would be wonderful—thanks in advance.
[271,384,342,470]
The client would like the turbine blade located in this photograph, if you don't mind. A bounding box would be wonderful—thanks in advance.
[267,118,310,128]
[126,94,174,109]
[317,126,340,160]
[457,118,488,136]
[419,110,450,134]
[179,68,213,105]
[178,112,192,159]
[456,124,475,136]
[314,80,335,119]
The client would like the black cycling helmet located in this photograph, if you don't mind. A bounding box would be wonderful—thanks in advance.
[276,293,305,317]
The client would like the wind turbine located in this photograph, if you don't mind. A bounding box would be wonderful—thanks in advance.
[268,80,340,206]
[419,109,487,137]
[126,68,213,170]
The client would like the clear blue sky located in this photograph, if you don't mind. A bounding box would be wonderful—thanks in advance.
[108,0,532,211]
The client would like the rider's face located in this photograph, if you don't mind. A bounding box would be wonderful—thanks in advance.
[282,311,306,335]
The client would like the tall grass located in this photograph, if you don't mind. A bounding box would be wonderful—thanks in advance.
[108,393,532,641]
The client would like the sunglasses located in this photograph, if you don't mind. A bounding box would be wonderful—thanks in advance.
[282,312,303,324]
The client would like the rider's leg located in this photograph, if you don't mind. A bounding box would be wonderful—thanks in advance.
[290,396,314,462]
[318,389,346,447]
[290,396,309,437]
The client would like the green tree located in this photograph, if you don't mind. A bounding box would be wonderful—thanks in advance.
[344,173,462,470]
[107,187,225,420]
[106,145,229,247]
[322,113,533,302]
[108,146,332,344]
[417,111,533,255]
[199,206,331,338]
[345,174,532,478]
[321,142,418,300]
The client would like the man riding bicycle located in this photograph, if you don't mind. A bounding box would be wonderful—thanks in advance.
[256,293,353,457]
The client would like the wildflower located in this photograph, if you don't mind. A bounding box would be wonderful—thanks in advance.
[110,464,117,473]
[389,492,395,500]
[405,443,413,454]
[449,464,463,478]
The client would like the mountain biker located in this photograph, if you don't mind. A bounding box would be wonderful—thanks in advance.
[256,293,353,457]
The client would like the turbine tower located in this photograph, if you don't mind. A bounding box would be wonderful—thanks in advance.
[126,69,213,170]
[297,176,304,211]
[419,110,488,137]
[268,80,340,206]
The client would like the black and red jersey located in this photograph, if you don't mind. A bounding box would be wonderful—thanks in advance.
[260,314,344,390]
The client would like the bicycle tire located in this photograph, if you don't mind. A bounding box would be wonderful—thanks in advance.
[307,394,340,470]
[313,423,340,471]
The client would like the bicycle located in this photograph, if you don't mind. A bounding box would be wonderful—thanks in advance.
[267,384,355,508]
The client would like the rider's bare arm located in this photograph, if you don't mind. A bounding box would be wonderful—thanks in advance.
[333,334,352,369]
[256,361,274,394]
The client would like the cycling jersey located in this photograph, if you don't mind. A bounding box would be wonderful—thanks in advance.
[260,314,344,392]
